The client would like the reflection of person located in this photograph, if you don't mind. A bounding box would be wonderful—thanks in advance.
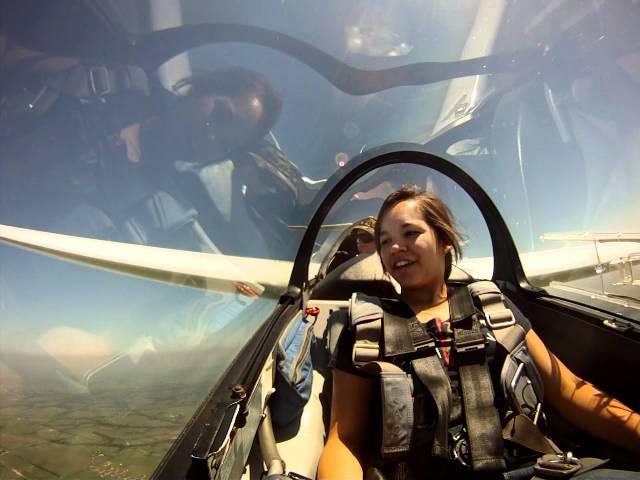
[1,8,149,144]
[140,68,307,258]
[0,19,154,238]
[171,69,284,165]
[318,186,640,479]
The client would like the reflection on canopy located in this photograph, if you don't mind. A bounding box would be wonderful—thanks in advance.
[2,1,640,478]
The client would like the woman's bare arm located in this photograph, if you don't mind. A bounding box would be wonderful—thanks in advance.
[317,369,374,480]
[526,329,640,453]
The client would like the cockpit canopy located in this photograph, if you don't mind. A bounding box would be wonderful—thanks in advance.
[1,2,639,479]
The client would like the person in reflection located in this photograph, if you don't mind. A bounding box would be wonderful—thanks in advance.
[0,15,155,239]
[2,1,314,256]
[137,68,314,258]
[1,33,304,257]
[318,185,640,480]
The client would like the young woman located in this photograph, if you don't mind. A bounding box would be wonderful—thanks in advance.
[317,186,640,480]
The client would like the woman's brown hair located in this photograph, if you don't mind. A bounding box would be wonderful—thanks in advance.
[374,185,463,280]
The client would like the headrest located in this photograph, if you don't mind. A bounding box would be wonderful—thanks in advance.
[311,253,397,300]
[311,253,474,300]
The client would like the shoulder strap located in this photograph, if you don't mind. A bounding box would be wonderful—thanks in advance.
[350,292,384,366]
[467,282,561,462]
[55,63,149,98]
[411,356,452,460]
[325,309,348,369]
[350,293,456,462]
[468,281,546,407]
[450,286,507,472]
[360,361,415,458]
[349,293,415,458]
[468,281,516,329]
[468,280,523,350]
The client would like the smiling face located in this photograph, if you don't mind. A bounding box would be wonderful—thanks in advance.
[378,199,451,294]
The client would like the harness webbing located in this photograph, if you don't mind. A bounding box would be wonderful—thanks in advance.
[503,413,558,454]
[383,311,419,357]
[451,287,507,472]
[361,361,415,457]
[465,282,561,460]
[458,363,506,471]
[351,293,384,366]
[400,316,452,460]
[411,356,451,459]
[351,294,415,457]
[339,284,563,476]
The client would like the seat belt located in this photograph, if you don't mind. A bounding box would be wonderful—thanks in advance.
[394,314,452,460]
[469,281,560,458]
[411,355,452,459]
[450,287,507,472]
[502,414,560,456]
[350,293,414,458]
[2,58,150,144]
[467,281,522,352]
[360,361,415,458]
[351,293,384,366]
[53,63,150,98]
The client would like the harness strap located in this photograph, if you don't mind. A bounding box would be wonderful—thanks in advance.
[450,285,477,324]
[493,321,526,353]
[361,361,415,458]
[450,287,486,365]
[383,311,419,357]
[411,356,451,459]
[401,314,452,460]
[503,413,560,455]
[468,281,522,352]
[0,56,61,137]
[326,309,348,369]
[451,287,506,472]
[468,281,515,326]
[53,63,150,98]
[351,294,420,458]
[458,362,506,471]
[469,282,548,432]
[1,58,148,99]
[1,58,150,140]
[351,293,384,366]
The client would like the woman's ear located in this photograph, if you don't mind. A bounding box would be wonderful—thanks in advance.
[443,244,453,254]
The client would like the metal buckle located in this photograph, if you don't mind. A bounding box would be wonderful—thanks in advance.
[413,337,436,354]
[507,360,545,421]
[455,336,485,354]
[454,334,486,364]
[391,338,436,364]
[89,66,112,96]
[534,452,581,478]
[485,308,516,329]
[450,426,471,468]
